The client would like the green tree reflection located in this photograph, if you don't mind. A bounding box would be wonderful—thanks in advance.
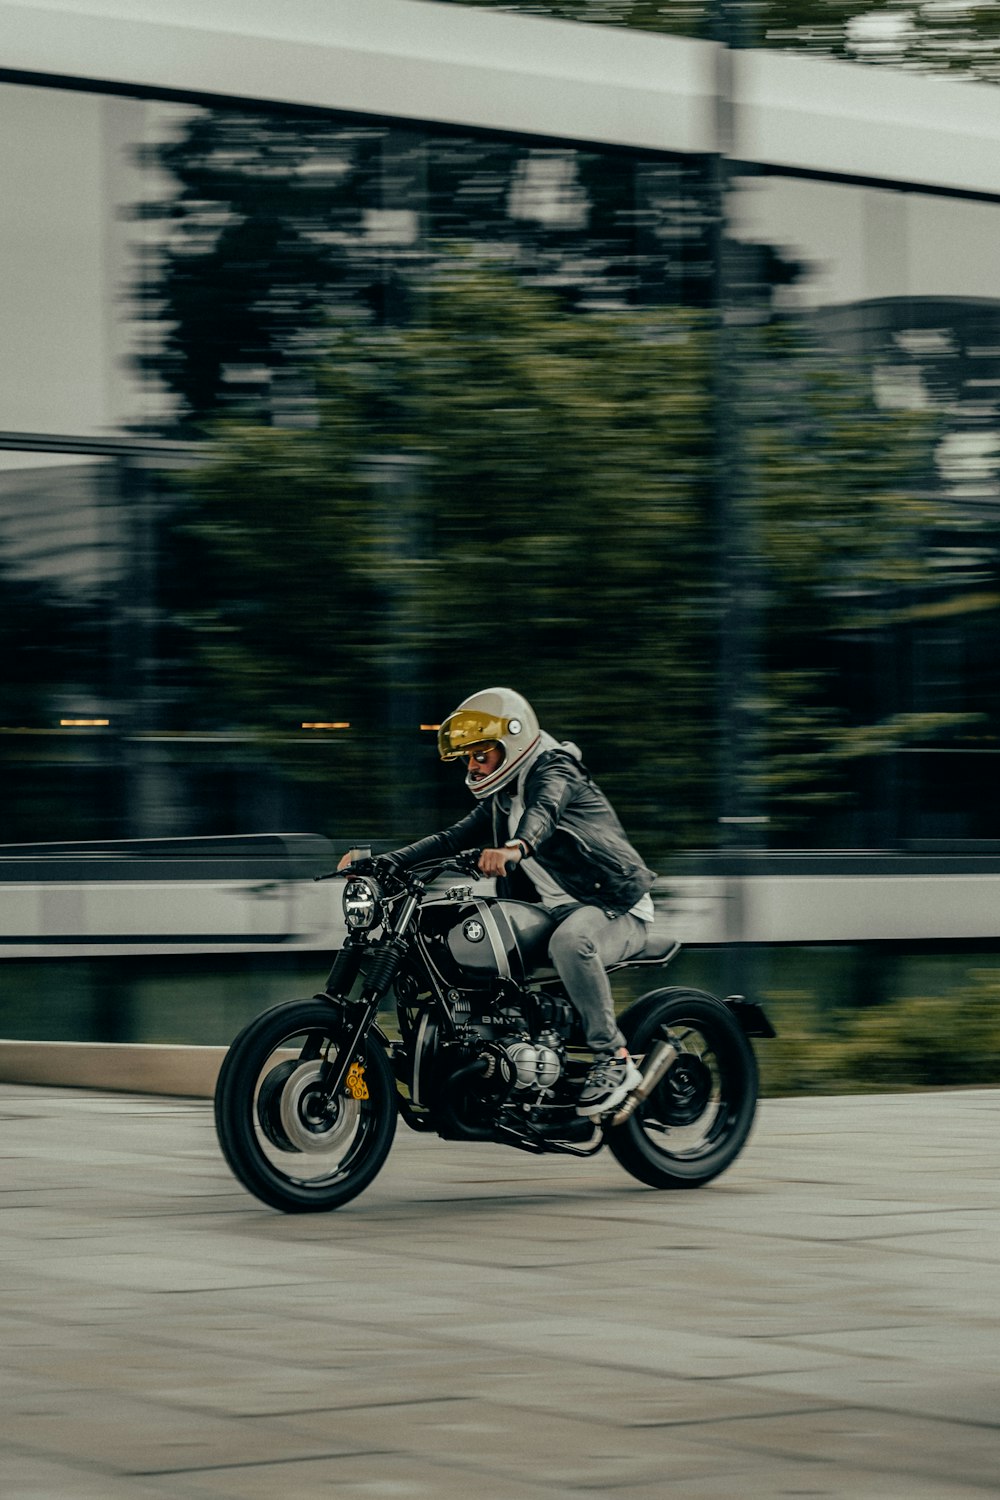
[137,114,715,436]
[173,259,967,855]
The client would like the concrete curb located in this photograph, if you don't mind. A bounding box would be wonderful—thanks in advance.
[0,1041,225,1098]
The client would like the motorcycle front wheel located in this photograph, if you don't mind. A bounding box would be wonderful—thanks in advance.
[214,999,397,1213]
[608,988,758,1190]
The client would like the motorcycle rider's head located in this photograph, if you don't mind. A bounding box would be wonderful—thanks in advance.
[437,687,540,800]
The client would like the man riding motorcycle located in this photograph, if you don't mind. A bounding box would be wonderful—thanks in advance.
[340,687,657,1117]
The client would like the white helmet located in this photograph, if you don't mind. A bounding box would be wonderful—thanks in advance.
[437,687,541,800]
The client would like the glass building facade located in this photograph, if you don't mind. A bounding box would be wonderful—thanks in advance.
[3,0,1000,1075]
[3,70,999,860]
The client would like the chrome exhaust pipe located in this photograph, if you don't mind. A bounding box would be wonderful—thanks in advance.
[610,1038,678,1126]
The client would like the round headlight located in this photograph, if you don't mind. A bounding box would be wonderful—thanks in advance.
[343,876,381,931]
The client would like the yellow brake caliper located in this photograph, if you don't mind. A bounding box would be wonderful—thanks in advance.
[345,1062,369,1101]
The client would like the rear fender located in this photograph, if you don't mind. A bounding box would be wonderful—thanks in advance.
[722,995,776,1039]
[620,986,776,1041]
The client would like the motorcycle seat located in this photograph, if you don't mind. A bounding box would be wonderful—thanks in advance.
[512,903,679,980]
[606,911,680,972]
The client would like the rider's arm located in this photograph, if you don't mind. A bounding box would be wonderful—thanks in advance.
[510,760,578,853]
[386,803,493,870]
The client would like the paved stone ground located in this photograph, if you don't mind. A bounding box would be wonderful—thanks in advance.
[2,1082,1000,1499]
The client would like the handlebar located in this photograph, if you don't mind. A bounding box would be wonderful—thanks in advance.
[403,849,484,882]
[315,848,511,887]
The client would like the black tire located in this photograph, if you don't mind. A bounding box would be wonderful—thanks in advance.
[607,987,758,1190]
[214,999,397,1213]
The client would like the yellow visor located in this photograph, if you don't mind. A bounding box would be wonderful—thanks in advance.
[438,710,509,760]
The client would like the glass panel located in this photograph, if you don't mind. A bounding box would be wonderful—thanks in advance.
[18,77,1000,856]
[0,81,720,860]
[733,174,1000,846]
[0,454,120,839]
[131,107,720,854]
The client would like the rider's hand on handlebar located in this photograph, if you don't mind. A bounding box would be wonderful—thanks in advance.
[478,846,524,878]
[337,849,397,878]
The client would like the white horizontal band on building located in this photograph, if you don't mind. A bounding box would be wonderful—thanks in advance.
[2,0,1000,196]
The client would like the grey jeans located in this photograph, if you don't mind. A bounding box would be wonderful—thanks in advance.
[547,903,649,1055]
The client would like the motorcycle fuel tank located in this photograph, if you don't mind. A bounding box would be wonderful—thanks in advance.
[418,897,558,988]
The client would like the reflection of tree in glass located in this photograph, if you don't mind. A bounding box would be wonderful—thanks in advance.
[170,258,970,855]
[136,112,387,426]
[170,262,714,850]
[136,112,715,431]
[741,315,1000,839]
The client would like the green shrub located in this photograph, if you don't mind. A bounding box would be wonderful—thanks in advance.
[759,970,1000,1096]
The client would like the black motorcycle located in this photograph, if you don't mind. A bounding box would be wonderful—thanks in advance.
[214,852,775,1212]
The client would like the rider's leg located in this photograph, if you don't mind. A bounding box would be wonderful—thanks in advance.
[547,904,648,1054]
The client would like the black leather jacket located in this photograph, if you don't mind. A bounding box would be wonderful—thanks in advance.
[391,746,656,914]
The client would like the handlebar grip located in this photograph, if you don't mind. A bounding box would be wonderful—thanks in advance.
[458,849,519,878]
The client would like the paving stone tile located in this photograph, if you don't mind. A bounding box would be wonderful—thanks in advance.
[1,1450,208,1500]
[619,1459,996,1499]
[477,1362,851,1429]
[735,1364,1000,1428]
[164,1450,591,1500]
[429,1312,840,1380]
[781,1320,1000,1374]
[699,1405,1000,1491]
[2,1385,367,1477]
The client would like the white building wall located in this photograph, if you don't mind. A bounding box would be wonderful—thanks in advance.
[2,0,1000,195]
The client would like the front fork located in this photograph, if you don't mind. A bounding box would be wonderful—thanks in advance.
[315,887,423,1102]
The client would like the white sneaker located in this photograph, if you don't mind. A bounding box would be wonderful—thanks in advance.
[576,1053,642,1117]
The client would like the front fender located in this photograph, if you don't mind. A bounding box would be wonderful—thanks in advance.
[309,990,396,1052]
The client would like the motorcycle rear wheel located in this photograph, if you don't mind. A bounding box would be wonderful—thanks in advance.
[214,999,397,1213]
[608,988,758,1190]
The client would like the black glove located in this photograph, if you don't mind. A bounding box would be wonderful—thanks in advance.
[347,853,399,879]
